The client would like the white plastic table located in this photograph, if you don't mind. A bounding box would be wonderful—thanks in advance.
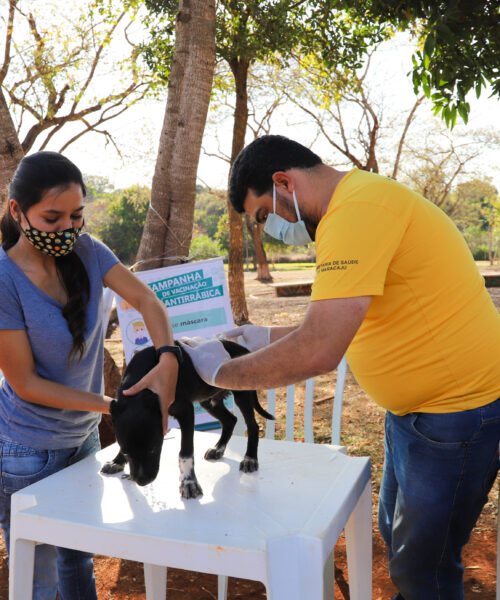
[9,429,371,599]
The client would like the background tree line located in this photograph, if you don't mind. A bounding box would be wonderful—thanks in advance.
[83,173,500,267]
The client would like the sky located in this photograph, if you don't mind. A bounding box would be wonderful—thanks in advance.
[61,31,500,193]
[7,2,499,194]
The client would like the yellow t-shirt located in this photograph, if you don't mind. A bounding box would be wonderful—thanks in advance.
[311,169,500,415]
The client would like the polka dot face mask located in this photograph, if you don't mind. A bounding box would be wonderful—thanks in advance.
[20,213,83,257]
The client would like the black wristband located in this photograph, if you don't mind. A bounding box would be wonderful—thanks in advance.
[156,345,183,364]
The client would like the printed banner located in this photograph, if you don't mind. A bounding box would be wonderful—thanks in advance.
[113,257,235,429]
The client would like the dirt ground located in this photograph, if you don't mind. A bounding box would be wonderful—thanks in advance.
[0,269,498,599]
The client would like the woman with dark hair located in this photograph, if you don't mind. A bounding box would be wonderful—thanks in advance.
[0,151,180,599]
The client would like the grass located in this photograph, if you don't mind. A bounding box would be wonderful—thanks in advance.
[268,262,315,271]
[270,261,496,272]
[242,262,315,272]
[230,262,315,273]
[235,260,497,274]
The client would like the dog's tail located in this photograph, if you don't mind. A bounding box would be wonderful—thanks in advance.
[254,395,275,421]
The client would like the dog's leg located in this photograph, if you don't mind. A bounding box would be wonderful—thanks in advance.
[233,391,261,473]
[100,450,128,475]
[200,398,237,461]
[170,402,203,499]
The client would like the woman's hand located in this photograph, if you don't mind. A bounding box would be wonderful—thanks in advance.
[122,353,179,435]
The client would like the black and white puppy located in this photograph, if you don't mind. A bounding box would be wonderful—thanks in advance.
[100,341,274,498]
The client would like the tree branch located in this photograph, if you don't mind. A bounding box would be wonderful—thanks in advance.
[392,95,425,179]
[57,91,147,154]
[0,0,17,86]
[436,151,480,207]
[27,11,58,107]
[38,120,65,150]
[58,118,117,154]
[288,0,308,11]
[70,11,126,113]
[356,84,380,171]
[19,79,150,152]
[201,146,231,164]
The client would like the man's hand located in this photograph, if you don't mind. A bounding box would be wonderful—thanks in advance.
[218,324,271,352]
[179,337,231,386]
[122,353,179,435]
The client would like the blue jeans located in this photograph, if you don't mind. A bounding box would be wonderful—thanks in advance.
[0,428,100,600]
[378,398,500,600]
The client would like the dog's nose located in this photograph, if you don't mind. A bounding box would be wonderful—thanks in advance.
[135,477,153,486]
[133,471,154,486]
[129,466,154,486]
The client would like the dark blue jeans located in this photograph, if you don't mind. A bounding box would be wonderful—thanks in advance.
[0,428,100,600]
[378,398,500,600]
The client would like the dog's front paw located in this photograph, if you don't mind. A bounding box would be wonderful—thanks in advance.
[239,456,259,473]
[101,461,125,475]
[180,478,203,499]
[204,446,226,461]
[179,456,203,499]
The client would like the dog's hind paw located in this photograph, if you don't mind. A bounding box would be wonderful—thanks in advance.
[204,446,226,461]
[239,456,259,473]
[100,461,125,475]
[180,479,203,499]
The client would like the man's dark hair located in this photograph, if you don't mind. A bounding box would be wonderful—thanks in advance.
[229,135,323,213]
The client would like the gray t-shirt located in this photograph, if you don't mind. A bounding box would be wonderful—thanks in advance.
[0,233,119,449]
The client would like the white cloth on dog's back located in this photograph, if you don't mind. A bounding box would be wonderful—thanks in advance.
[218,324,271,352]
[179,337,231,386]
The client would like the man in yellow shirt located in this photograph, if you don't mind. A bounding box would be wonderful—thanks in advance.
[183,135,500,600]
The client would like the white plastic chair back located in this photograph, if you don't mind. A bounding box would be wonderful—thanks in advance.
[263,355,347,446]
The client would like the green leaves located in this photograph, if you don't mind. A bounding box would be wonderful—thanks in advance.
[423,31,435,71]
[341,0,500,128]
[457,102,469,125]
[130,0,499,130]
[92,186,150,263]
[139,1,389,87]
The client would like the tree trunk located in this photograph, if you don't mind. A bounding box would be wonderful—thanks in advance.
[0,88,24,221]
[246,216,273,282]
[244,214,257,272]
[227,58,250,324]
[488,217,494,265]
[136,0,216,271]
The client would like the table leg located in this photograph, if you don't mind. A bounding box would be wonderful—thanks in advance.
[345,481,372,600]
[144,563,167,599]
[9,538,35,600]
[266,535,324,599]
[218,574,229,599]
[323,548,335,600]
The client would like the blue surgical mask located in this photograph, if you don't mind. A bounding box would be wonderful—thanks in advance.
[263,184,312,246]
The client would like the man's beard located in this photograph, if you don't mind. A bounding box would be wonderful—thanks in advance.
[278,192,319,241]
[303,214,318,241]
